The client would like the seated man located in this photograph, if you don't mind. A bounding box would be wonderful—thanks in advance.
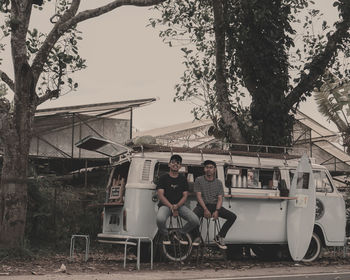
[193,160,237,249]
[156,154,200,245]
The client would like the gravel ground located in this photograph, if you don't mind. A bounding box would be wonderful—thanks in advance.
[1,247,350,278]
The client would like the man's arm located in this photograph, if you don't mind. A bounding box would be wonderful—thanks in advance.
[213,180,224,219]
[157,189,173,209]
[216,195,223,210]
[212,195,223,219]
[196,192,211,218]
[173,191,188,210]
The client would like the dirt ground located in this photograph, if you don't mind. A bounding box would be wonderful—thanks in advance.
[1,246,350,277]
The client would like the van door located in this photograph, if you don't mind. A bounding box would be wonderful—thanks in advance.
[313,170,346,244]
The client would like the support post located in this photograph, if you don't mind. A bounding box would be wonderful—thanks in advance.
[130,108,133,140]
[71,113,75,158]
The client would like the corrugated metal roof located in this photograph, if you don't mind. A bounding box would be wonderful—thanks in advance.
[295,111,337,139]
[314,140,350,163]
[35,98,156,117]
[134,119,212,137]
[135,111,337,141]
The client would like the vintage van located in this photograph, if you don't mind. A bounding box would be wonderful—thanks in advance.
[76,136,346,262]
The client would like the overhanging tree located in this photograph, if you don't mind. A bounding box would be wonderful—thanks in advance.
[314,71,350,152]
[151,0,350,146]
[0,0,166,249]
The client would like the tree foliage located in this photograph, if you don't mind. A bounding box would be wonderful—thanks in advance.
[150,0,350,146]
[314,71,350,152]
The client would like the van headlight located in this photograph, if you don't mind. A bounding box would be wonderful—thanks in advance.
[152,193,158,202]
[315,199,324,220]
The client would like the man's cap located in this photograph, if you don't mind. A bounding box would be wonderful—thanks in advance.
[170,154,182,163]
[203,160,216,167]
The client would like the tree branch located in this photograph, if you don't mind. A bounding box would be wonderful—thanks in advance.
[32,0,166,89]
[31,0,81,82]
[37,89,59,105]
[66,0,166,26]
[0,70,15,92]
[286,17,350,107]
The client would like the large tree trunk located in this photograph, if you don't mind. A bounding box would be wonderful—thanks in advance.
[227,0,294,147]
[212,0,245,144]
[0,64,36,247]
[0,85,35,248]
[0,138,30,248]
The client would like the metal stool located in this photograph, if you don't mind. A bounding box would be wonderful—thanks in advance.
[200,217,222,245]
[161,215,192,262]
[70,234,90,262]
[195,217,227,264]
[123,236,153,270]
[342,237,350,258]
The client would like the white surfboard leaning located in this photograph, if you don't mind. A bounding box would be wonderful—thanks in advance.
[287,154,316,261]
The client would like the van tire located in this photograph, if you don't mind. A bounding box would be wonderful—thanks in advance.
[302,232,322,262]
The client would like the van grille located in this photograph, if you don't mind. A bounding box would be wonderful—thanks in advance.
[141,160,152,181]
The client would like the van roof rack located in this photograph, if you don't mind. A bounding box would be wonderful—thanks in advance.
[132,144,299,160]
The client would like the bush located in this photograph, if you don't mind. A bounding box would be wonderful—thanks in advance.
[25,169,108,250]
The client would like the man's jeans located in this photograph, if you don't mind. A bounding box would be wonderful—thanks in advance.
[156,205,200,236]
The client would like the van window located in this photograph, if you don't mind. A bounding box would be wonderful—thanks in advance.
[153,162,204,192]
[225,166,281,189]
[289,170,334,193]
[313,170,334,193]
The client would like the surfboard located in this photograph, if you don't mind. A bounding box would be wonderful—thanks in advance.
[287,154,316,261]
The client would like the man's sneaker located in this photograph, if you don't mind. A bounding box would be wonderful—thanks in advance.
[173,231,189,245]
[192,237,202,247]
[162,235,171,245]
[214,235,227,250]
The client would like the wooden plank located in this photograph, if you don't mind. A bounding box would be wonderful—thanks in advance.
[224,194,297,200]
[88,202,124,208]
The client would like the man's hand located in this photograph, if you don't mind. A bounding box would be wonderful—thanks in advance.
[173,209,179,217]
[171,204,179,217]
[204,208,211,219]
[212,210,219,220]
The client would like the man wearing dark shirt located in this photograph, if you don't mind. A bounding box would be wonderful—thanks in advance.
[156,154,199,245]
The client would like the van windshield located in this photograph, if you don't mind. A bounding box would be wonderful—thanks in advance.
[290,169,334,193]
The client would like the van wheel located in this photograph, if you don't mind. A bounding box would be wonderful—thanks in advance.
[162,230,192,262]
[302,233,322,262]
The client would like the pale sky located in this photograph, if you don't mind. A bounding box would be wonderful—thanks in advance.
[1,1,341,132]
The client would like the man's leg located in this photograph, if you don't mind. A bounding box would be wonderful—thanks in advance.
[178,205,200,234]
[217,207,237,238]
[156,206,172,236]
[189,205,205,246]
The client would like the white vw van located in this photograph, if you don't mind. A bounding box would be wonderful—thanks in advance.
[77,136,346,262]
